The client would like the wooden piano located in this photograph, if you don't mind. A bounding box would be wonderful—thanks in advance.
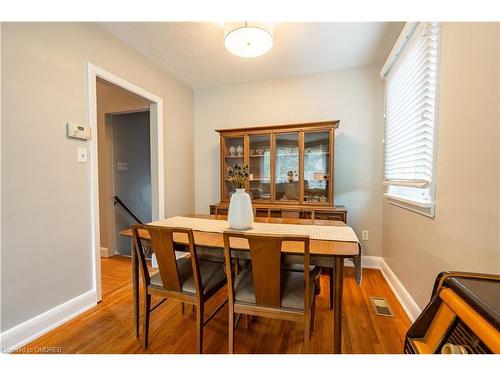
[404,272,499,354]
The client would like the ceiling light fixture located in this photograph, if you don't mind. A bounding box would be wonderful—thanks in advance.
[224,22,273,58]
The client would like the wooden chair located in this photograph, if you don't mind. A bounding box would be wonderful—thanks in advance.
[131,224,227,353]
[223,232,317,353]
[214,206,228,218]
[280,208,322,299]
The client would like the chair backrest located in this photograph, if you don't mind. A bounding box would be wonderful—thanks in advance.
[223,232,310,309]
[214,206,228,219]
[132,224,201,294]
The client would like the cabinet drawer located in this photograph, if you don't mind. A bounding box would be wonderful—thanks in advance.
[210,205,348,224]
[255,208,270,218]
[314,211,346,223]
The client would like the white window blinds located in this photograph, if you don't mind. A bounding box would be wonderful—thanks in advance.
[383,22,439,189]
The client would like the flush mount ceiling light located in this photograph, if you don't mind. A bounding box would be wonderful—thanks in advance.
[224,22,273,58]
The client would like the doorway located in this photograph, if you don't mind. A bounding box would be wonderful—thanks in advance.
[88,64,164,302]
[112,110,152,255]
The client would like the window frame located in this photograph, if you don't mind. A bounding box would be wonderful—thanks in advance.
[381,22,441,218]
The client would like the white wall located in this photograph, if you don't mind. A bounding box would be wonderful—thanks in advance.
[1,23,194,333]
[194,64,385,256]
[382,23,500,309]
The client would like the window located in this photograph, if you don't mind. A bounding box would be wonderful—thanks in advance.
[381,22,440,217]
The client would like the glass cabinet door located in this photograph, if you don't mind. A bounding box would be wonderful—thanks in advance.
[275,132,300,201]
[303,131,330,203]
[223,136,244,200]
[248,134,271,201]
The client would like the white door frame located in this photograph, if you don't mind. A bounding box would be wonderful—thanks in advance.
[87,63,165,302]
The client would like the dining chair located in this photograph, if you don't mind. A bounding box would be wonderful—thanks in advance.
[280,209,323,300]
[214,206,228,218]
[131,224,227,353]
[223,232,317,353]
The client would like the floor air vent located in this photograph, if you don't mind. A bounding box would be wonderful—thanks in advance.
[370,297,395,317]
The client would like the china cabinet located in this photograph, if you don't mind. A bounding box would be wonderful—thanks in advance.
[212,121,347,222]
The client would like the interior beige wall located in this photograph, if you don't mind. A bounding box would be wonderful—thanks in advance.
[194,64,385,256]
[96,79,150,254]
[382,23,500,309]
[1,23,194,332]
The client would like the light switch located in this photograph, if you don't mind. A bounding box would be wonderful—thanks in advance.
[78,148,88,163]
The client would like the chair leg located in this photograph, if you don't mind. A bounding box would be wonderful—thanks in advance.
[311,297,316,334]
[303,313,311,354]
[228,305,234,354]
[196,302,204,354]
[244,314,249,329]
[181,303,185,314]
[143,293,151,349]
[329,268,334,309]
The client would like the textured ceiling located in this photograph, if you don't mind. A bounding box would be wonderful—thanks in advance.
[100,22,404,89]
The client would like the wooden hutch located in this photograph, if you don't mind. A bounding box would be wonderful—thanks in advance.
[210,121,347,223]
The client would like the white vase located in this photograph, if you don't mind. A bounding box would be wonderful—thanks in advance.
[228,188,254,230]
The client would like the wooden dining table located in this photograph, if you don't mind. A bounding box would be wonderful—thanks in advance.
[120,214,360,354]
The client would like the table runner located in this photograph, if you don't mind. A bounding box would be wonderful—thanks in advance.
[150,216,362,285]
[151,216,360,243]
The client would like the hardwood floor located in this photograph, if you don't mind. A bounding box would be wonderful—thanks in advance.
[19,256,411,354]
[100,255,133,297]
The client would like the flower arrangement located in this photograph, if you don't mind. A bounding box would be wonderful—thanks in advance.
[227,163,249,189]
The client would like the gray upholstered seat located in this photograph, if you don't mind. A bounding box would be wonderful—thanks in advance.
[150,257,226,295]
[233,268,315,310]
[284,263,322,296]
[284,263,321,277]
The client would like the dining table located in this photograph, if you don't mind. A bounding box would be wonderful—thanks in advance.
[120,213,360,354]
